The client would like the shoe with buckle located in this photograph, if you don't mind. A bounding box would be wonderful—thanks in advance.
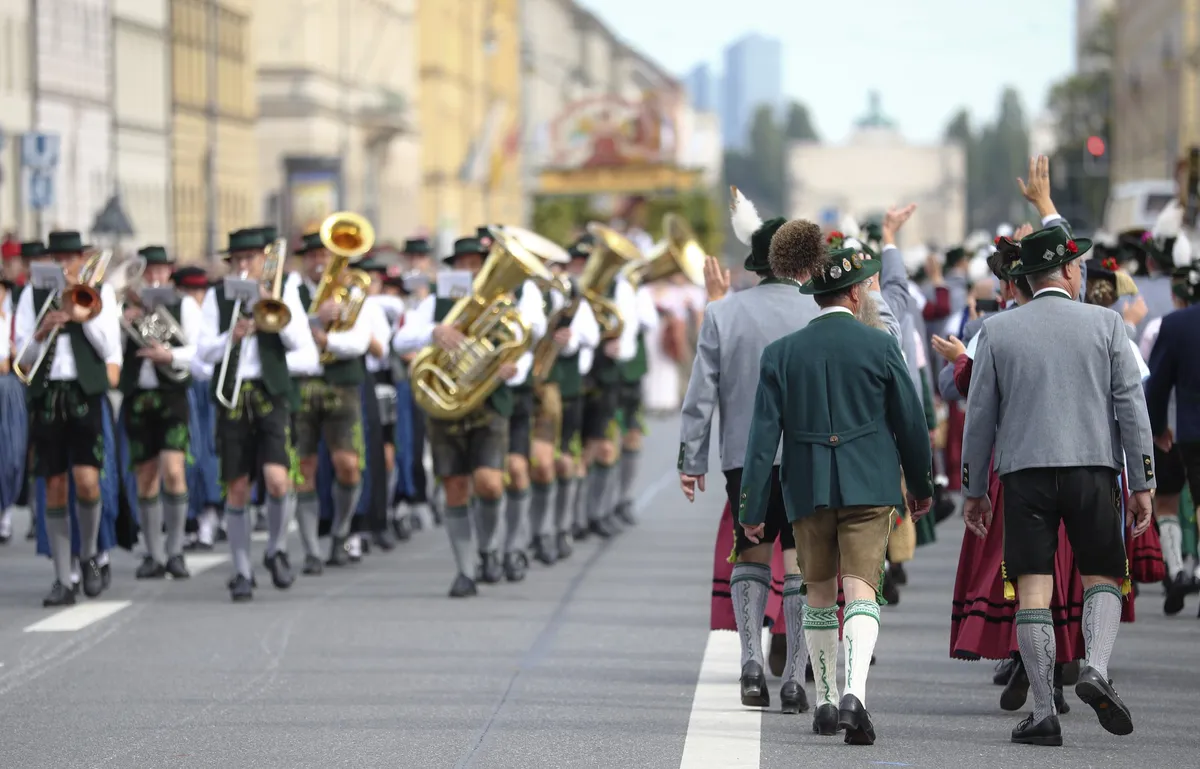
[81,558,104,597]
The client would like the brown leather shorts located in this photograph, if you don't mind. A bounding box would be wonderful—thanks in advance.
[792,505,896,593]
[532,382,562,445]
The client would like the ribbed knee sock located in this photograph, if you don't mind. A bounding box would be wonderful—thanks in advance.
[842,599,881,705]
[224,506,252,579]
[503,488,530,554]
[77,497,102,560]
[1159,516,1184,578]
[163,491,189,557]
[295,491,321,558]
[444,504,475,577]
[730,562,770,668]
[803,604,840,707]
[45,506,72,585]
[265,493,290,556]
[1082,584,1123,680]
[475,497,502,552]
[139,495,166,563]
[1015,608,1057,722]
[618,449,639,503]
[529,482,553,539]
[781,574,809,685]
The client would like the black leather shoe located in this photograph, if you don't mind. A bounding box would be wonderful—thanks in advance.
[165,554,190,579]
[1060,660,1080,686]
[780,680,809,714]
[81,558,104,597]
[43,580,76,607]
[228,574,253,602]
[994,658,1018,686]
[812,703,839,735]
[613,500,637,526]
[135,556,167,580]
[449,573,477,598]
[326,537,351,567]
[477,550,503,584]
[392,514,413,542]
[588,519,614,539]
[1000,659,1030,711]
[805,661,814,682]
[372,528,396,552]
[881,570,900,605]
[889,561,908,586]
[1010,713,1062,746]
[768,633,787,678]
[572,524,589,541]
[263,551,294,589]
[1164,571,1190,615]
[1075,667,1133,736]
[1053,664,1070,714]
[555,532,573,560]
[838,694,876,745]
[302,554,324,575]
[532,535,557,566]
[503,551,528,582]
[739,661,769,707]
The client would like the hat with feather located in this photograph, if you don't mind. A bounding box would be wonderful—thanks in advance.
[1151,200,1194,274]
[827,215,876,257]
[730,186,786,274]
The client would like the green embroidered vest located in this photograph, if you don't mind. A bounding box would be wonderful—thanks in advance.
[118,299,191,395]
[29,287,108,397]
[434,295,513,418]
[298,280,364,387]
[212,284,291,402]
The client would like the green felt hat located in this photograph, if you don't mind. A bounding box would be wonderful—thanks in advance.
[1171,262,1200,303]
[295,231,324,255]
[403,237,432,255]
[568,233,596,260]
[743,217,786,273]
[20,241,46,259]
[46,230,88,254]
[137,245,172,265]
[800,247,881,295]
[1009,226,1092,277]
[221,228,268,257]
[445,236,488,263]
[258,225,279,243]
[944,246,967,269]
[358,256,387,273]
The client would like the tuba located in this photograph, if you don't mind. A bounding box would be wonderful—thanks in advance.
[409,227,553,421]
[623,213,707,289]
[580,222,641,340]
[117,258,190,384]
[13,249,114,385]
[252,236,292,334]
[310,211,374,364]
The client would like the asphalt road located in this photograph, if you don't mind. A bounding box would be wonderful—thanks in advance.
[0,414,1197,769]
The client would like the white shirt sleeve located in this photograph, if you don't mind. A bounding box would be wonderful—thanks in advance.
[614,279,638,362]
[1130,337,1151,380]
[13,287,39,367]
[636,285,660,334]
[85,284,121,365]
[566,297,600,356]
[393,294,436,354]
[168,294,202,370]
[196,288,227,365]
[323,304,373,359]
[519,280,547,341]
[277,285,314,353]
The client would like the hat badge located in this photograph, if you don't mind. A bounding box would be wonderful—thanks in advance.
[1056,244,1065,256]
[842,258,852,271]
[1042,249,1055,261]
[829,265,843,280]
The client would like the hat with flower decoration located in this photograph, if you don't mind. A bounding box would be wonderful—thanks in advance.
[799,247,881,295]
[730,185,786,274]
[1007,226,1092,277]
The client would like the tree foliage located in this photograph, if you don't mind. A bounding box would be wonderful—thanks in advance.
[530,189,723,256]
[943,88,1030,232]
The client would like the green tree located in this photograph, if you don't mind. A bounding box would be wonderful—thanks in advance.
[942,89,1031,232]
[783,101,819,142]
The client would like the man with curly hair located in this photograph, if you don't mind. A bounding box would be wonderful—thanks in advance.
[678,189,824,716]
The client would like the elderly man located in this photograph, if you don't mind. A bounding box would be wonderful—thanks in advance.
[961,216,1157,746]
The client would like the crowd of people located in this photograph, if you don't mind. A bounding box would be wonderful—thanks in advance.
[681,156,1200,747]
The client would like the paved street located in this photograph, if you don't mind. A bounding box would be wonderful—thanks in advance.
[0,415,1197,768]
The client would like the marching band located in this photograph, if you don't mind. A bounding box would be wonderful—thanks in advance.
[0,206,701,605]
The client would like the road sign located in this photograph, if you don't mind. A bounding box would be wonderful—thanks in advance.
[21,132,60,169]
[27,169,55,210]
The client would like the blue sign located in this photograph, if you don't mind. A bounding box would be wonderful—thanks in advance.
[21,132,61,169]
[27,169,55,210]
[819,207,839,226]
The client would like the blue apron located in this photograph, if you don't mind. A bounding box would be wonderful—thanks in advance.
[391,379,415,502]
[186,379,222,516]
[0,375,28,510]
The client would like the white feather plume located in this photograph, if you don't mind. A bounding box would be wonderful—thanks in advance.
[967,254,992,284]
[730,186,763,246]
[965,229,992,253]
[838,215,862,241]
[1153,199,1183,239]
[1174,233,1193,267]
[843,237,863,251]
[995,222,1014,239]
[1093,229,1117,248]
[903,244,929,274]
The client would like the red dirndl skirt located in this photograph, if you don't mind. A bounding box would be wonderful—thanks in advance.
[946,402,964,491]
[711,500,786,633]
[950,468,1085,663]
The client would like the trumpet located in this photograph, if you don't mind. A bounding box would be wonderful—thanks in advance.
[253,237,292,334]
[214,270,251,410]
[310,212,375,364]
[12,249,114,385]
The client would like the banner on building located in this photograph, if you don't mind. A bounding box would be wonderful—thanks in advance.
[284,157,343,241]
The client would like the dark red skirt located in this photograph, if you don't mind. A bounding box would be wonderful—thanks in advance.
[711,500,786,632]
[950,469,1084,663]
[946,402,964,491]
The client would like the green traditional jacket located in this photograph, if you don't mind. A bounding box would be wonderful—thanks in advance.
[212,284,292,403]
[433,295,513,418]
[738,311,934,526]
[118,299,191,396]
[297,279,365,387]
[29,287,108,397]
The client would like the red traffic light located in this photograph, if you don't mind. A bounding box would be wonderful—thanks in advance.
[1087,136,1106,157]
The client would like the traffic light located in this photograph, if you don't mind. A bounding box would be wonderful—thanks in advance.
[1083,135,1109,176]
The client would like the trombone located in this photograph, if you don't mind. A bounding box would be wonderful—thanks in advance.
[213,270,251,410]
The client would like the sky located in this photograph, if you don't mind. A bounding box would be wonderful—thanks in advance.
[575,0,1077,144]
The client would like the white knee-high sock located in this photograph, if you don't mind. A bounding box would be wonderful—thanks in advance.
[842,599,881,705]
[803,604,840,707]
[1159,516,1184,578]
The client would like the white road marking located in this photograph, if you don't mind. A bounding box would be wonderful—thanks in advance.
[23,601,133,633]
[679,631,762,769]
[183,554,227,576]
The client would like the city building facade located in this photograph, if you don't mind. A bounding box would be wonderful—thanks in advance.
[721,33,782,151]
[114,0,171,248]
[682,63,719,113]
[254,0,418,246]
[1077,0,1117,74]
[0,0,33,236]
[1111,0,1200,186]
[170,0,257,264]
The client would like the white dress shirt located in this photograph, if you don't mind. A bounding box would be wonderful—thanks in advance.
[0,291,11,363]
[363,295,394,374]
[633,284,661,337]
[14,283,122,379]
[546,288,601,376]
[196,283,313,380]
[135,295,202,390]
[612,277,639,362]
[508,279,548,387]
